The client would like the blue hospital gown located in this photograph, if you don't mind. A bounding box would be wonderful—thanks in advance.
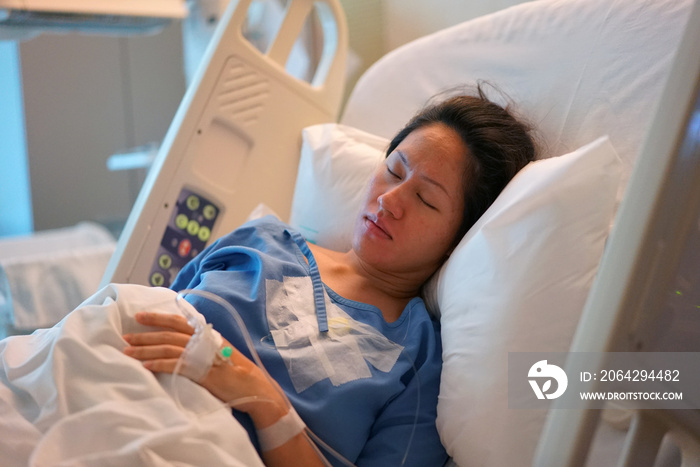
[171,216,448,466]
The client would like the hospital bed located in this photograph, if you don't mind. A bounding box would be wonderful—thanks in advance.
[1,0,699,465]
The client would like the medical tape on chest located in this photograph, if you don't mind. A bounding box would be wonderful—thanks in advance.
[265,276,404,393]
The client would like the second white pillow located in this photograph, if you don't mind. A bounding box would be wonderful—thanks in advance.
[289,123,389,251]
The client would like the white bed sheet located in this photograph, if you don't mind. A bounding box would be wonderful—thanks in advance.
[0,283,264,467]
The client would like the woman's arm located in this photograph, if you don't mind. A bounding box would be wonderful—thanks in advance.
[123,311,325,467]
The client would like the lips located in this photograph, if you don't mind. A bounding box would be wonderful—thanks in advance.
[365,215,392,239]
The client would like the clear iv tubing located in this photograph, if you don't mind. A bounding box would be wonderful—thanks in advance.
[170,288,420,467]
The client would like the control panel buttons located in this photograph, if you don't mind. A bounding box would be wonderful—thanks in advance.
[203,204,217,220]
[158,254,172,270]
[198,225,211,242]
[178,238,192,257]
[149,188,221,288]
[186,195,200,211]
[175,213,189,230]
[186,219,200,236]
[150,272,165,287]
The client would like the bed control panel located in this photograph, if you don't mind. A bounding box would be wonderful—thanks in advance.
[148,188,220,288]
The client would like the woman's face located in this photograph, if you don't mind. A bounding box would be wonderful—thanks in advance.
[352,123,468,277]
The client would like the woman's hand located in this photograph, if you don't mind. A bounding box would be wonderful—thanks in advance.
[122,311,288,428]
[123,311,327,467]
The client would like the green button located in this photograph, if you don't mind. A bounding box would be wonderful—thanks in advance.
[150,272,165,287]
[186,195,200,211]
[175,214,189,230]
[198,226,211,242]
[203,204,217,220]
[187,219,200,236]
[158,254,172,269]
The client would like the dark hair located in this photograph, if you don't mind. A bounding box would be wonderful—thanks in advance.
[386,84,537,246]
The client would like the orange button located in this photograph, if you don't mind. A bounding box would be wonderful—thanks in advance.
[178,238,192,257]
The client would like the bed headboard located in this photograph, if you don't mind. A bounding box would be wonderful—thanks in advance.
[102,0,347,288]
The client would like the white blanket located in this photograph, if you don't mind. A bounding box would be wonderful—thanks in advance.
[0,283,265,467]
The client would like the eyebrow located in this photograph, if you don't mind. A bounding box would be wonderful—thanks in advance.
[397,150,450,196]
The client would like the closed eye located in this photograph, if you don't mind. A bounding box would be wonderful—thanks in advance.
[387,166,401,179]
[418,193,437,210]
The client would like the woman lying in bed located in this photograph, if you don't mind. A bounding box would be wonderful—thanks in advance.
[121,86,536,467]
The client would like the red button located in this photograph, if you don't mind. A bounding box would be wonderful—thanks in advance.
[178,239,192,257]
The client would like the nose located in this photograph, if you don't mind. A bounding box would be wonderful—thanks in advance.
[378,187,404,219]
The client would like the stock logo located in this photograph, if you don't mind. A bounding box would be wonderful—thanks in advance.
[528,360,568,400]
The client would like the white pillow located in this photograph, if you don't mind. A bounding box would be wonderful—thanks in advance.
[289,123,389,251]
[289,124,622,466]
[434,136,622,466]
[341,0,691,194]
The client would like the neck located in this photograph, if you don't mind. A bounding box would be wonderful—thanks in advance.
[342,250,427,301]
[308,244,430,322]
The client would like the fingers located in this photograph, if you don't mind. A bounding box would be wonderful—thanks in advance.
[123,312,193,373]
[123,330,191,348]
[133,311,194,335]
[140,358,182,373]
[123,343,185,361]
[123,340,185,374]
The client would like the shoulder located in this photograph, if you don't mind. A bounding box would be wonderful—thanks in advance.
[189,215,308,273]
[405,297,441,338]
[171,216,308,291]
[227,214,288,239]
[404,299,443,375]
[213,215,294,250]
[383,297,442,368]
